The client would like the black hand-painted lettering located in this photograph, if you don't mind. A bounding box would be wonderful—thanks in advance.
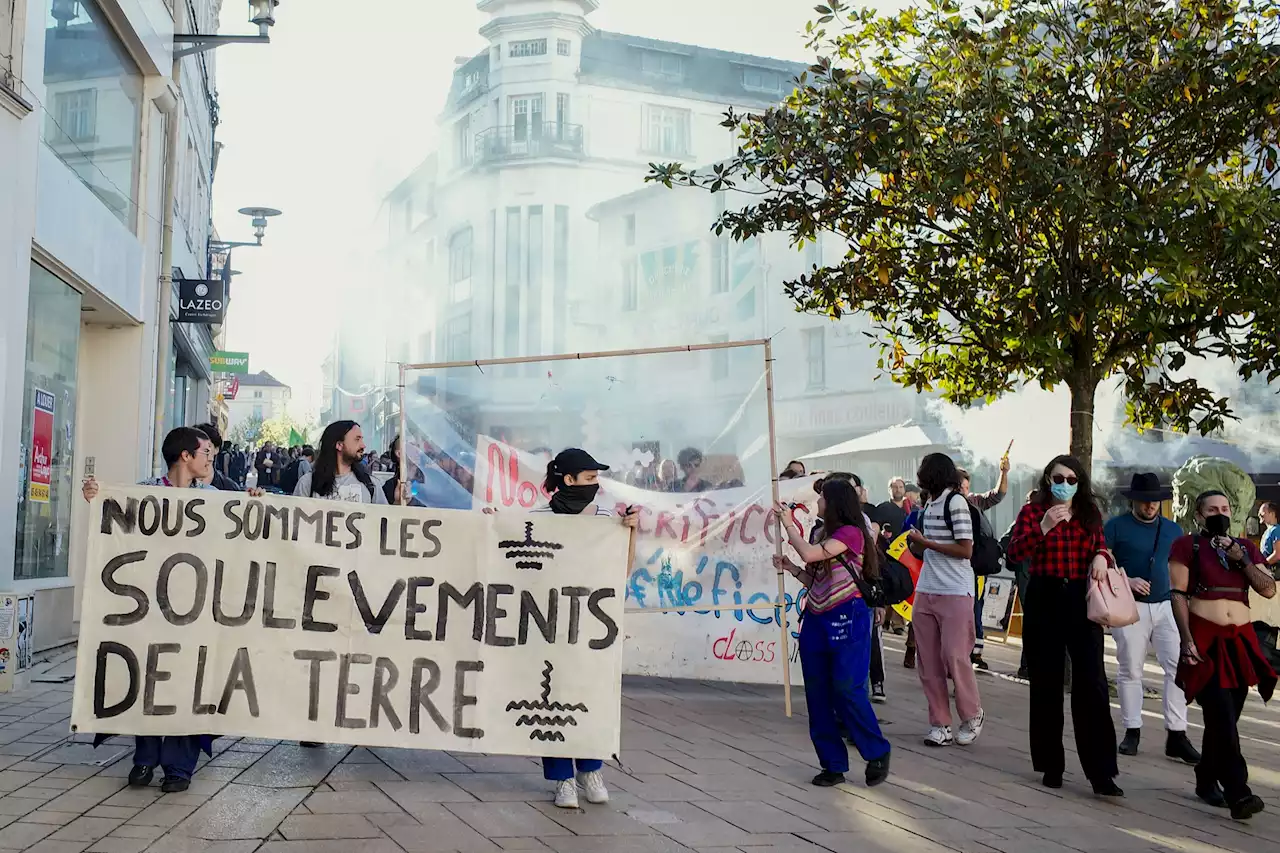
[243,500,264,541]
[161,498,184,536]
[345,512,365,550]
[420,520,442,558]
[183,499,207,537]
[324,510,343,548]
[213,560,259,626]
[94,642,139,719]
[294,650,337,722]
[192,645,216,714]
[143,643,179,716]
[405,577,435,641]
[371,657,402,731]
[378,518,396,556]
[409,658,448,734]
[587,589,619,650]
[485,584,516,647]
[519,590,558,644]
[263,562,297,629]
[349,572,405,634]
[138,496,161,536]
[293,507,324,544]
[399,518,419,558]
[436,582,483,641]
[264,504,289,540]
[156,554,208,626]
[453,661,484,740]
[302,565,340,633]
[561,586,590,645]
[336,653,371,729]
[100,497,137,534]
[222,499,245,539]
[218,647,259,716]
[101,551,149,626]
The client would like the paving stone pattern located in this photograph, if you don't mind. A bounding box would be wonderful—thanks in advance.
[0,637,1273,851]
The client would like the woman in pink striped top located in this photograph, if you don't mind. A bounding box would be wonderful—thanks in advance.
[774,479,892,788]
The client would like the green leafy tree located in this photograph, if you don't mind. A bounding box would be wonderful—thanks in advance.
[649,0,1280,470]
[227,415,263,447]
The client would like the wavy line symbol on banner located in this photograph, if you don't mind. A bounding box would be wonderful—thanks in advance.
[498,521,564,570]
[506,662,588,741]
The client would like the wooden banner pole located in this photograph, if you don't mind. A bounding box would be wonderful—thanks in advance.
[763,338,792,717]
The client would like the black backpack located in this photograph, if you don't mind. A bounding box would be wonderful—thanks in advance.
[838,552,915,608]
[278,459,304,496]
[940,490,1004,576]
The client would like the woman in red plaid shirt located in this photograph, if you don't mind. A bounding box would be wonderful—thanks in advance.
[1008,455,1122,797]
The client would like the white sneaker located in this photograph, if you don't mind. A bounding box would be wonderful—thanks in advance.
[956,710,985,746]
[576,770,609,804]
[924,726,954,747]
[554,779,579,809]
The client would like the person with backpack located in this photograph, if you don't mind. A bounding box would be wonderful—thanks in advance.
[907,453,985,747]
[293,421,386,505]
[774,479,892,789]
[1105,473,1197,764]
[1169,490,1276,820]
[279,446,314,496]
[958,462,1008,670]
[1007,455,1121,797]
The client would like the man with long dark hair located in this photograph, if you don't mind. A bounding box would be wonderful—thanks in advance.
[1008,455,1121,797]
[774,479,892,788]
[294,420,387,504]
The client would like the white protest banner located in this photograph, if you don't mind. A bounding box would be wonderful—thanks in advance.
[472,437,814,684]
[71,486,627,757]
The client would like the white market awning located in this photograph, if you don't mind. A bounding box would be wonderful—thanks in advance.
[799,420,951,461]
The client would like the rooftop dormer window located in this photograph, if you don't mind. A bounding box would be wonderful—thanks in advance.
[743,67,782,93]
[641,50,684,79]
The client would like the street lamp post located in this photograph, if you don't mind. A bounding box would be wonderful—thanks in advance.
[209,207,282,280]
[173,0,281,59]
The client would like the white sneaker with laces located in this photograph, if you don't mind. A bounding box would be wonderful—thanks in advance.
[577,770,609,804]
[956,710,985,746]
[924,726,954,747]
[554,779,579,809]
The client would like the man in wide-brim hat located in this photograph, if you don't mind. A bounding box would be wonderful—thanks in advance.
[1104,473,1200,764]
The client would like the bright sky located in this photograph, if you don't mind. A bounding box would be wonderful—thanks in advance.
[211,1,910,417]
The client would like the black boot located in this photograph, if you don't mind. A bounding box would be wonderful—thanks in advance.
[1196,781,1227,808]
[1229,795,1265,821]
[1091,778,1124,798]
[1118,728,1141,756]
[812,770,845,787]
[127,765,154,788]
[865,754,890,787]
[1165,731,1200,765]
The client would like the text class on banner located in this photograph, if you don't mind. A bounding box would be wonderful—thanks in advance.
[71,486,627,757]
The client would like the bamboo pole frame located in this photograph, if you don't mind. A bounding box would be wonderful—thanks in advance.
[398,338,792,714]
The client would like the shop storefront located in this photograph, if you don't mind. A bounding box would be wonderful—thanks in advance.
[14,263,81,582]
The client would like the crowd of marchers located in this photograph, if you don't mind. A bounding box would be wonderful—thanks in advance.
[76,422,1277,822]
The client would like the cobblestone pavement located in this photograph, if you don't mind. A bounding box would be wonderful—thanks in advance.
[0,636,1274,853]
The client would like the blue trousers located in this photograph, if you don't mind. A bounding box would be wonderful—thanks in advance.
[800,597,891,772]
[134,735,201,780]
[542,757,603,781]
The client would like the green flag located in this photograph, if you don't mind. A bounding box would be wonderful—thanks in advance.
[289,428,304,447]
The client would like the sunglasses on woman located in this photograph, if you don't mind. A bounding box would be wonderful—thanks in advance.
[1051,474,1078,485]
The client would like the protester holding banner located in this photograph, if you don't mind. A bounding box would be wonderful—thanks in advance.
[1007,455,1122,797]
[530,447,639,809]
[81,426,220,793]
[774,479,892,789]
[293,421,387,505]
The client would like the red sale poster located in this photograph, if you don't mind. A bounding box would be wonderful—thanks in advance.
[28,389,55,503]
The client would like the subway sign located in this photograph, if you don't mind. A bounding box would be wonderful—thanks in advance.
[177,278,226,324]
[210,351,250,375]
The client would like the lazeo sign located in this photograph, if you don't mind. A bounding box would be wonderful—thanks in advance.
[177,279,226,324]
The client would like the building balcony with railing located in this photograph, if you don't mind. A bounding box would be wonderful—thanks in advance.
[475,123,585,164]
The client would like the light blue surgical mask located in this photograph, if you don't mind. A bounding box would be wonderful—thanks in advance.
[1051,482,1077,502]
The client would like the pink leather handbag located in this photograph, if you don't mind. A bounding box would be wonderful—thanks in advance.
[1087,551,1140,628]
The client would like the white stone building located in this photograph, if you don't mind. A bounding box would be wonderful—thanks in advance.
[0,0,235,652]
[225,370,291,438]
[373,0,921,469]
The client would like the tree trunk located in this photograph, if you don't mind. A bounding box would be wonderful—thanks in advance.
[1067,373,1099,476]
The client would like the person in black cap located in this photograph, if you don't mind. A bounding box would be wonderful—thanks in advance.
[1104,472,1197,763]
[531,448,638,809]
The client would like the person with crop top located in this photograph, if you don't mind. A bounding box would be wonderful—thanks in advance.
[1169,490,1276,821]
[774,479,892,789]
[1007,455,1121,797]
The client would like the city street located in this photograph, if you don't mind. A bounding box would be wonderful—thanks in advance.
[0,638,1272,853]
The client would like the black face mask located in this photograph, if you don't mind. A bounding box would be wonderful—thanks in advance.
[1203,514,1231,537]
[550,483,600,514]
